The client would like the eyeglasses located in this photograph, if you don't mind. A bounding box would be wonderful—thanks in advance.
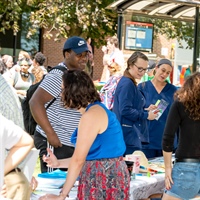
[134,64,148,73]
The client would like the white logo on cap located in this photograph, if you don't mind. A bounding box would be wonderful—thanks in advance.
[78,40,85,46]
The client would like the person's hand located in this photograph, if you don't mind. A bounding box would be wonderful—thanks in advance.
[47,134,62,148]
[30,176,38,192]
[147,110,158,120]
[16,90,26,96]
[0,184,7,198]
[39,194,64,200]
[43,148,60,168]
[145,104,157,111]
[101,45,108,54]
[164,166,173,190]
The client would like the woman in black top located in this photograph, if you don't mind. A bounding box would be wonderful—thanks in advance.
[162,72,200,200]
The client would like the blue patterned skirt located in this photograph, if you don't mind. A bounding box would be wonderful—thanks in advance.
[77,157,130,200]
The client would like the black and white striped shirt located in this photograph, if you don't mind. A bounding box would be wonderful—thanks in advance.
[36,67,81,147]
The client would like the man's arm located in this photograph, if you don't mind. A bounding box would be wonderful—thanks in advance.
[4,129,34,175]
[29,87,62,147]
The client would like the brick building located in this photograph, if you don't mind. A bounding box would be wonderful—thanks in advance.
[0,28,175,81]
[40,31,175,81]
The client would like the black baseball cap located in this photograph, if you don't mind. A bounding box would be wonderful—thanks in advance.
[63,36,89,54]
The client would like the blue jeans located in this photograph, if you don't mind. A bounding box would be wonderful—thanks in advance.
[165,162,200,199]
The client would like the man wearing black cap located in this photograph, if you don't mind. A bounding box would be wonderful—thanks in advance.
[30,36,89,172]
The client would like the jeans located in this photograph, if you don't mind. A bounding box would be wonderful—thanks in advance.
[165,162,200,199]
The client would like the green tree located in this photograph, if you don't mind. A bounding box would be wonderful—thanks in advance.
[0,0,195,48]
[0,0,23,34]
[0,0,117,46]
[132,16,194,49]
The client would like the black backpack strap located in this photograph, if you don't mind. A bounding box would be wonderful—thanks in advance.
[48,65,67,73]
[45,65,67,110]
[46,97,56,110]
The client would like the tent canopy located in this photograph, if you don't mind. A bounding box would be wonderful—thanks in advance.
[107,0,200,22]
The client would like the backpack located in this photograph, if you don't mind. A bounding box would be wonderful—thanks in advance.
[99,75,122,110]
[21,65,67,135]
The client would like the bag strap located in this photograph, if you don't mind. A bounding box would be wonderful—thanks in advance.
[46,97,56,110]
[48,65,67,73]
[47,142,54,172]
[45,65,67,110]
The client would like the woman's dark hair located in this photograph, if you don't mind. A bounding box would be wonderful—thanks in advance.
[62,70,101,109]
[0,59,7,74]
[174,72,200,120]
[34,52,46,65]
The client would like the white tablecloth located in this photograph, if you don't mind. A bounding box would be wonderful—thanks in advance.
[31,188,77,200]
[130,173,165,199]
[31,173,165,200]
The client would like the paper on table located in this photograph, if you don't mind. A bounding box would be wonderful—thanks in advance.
[31,183,78,200]
[31,192,77,200]
[31,171,78,199]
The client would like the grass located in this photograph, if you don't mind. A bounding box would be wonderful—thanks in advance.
[33,157,41,177]
[95,85,104,91]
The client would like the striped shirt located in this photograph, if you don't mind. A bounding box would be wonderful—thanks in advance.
[0,75,26,169]
[36,67,81,147]
[0,75,24,129]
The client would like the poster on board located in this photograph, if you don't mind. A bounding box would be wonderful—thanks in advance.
[125,21,154,52]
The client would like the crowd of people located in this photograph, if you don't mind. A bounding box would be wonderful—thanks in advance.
[1,35,200,200]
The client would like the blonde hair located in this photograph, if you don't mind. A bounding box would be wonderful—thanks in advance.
[107,36,119,48]
[18,50,31,60]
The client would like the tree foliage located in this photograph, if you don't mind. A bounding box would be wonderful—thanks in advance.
[0,0,23,35]
[0,0,195,48]
[132,16,194,49]
[152,19,194,49]
[0,0,117,46]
